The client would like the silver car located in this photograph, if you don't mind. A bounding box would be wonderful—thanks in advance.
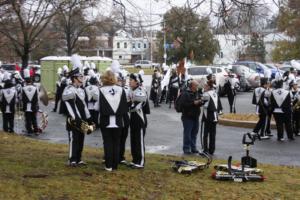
[231,65,261,91]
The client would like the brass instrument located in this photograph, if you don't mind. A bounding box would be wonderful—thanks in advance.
[67,118,96,134]
[293,100,300,111]
[38,84,49,106]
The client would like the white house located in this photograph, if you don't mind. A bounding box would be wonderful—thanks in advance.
[112,30,151,64]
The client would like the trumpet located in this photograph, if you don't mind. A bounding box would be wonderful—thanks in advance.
[67,118,96,134]
[293,100,300,112]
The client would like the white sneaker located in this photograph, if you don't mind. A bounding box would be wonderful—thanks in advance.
[104,167,112,172]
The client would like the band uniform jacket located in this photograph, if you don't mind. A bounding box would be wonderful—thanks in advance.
[129,86,150,129]
[202,89,222,122]
[62,85,91,130]
[85,85,100,112]
[252,87,271,115]
[99,85,128,129]
[0,86,17,113]
[270,88,292,114]
[22,84,39,112]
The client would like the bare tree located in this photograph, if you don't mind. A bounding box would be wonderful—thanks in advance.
[52,0,97,56]
[0,0,63,68]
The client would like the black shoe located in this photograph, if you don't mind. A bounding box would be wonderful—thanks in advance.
[130,163,144,169]
[191,150,199,154]
[69,161,78,167]
[288,137,295,141]
[52,109,57,112]
[277,138,285,142]
[77,161,87,166]
[183,151,192,155]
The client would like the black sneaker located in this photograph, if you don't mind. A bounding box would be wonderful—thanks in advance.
[78,161,87,166]
[69,161,77,167]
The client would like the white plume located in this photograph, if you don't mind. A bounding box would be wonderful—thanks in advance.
[70,54,82,70]
[206,67,213,74]
[63,65,69,72]
[275,72,282,81]
[110,60,121,73]
[57,67,62,75]
[90,62,96,69]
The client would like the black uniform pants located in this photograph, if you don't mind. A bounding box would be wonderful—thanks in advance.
[203,120,217,155]
[53,86,61,111]
[253,113,268,136]
[101,128,121,169]
[130,127,146,166]
[68,128,85,163]
[89,110,99,127]
[119,126,129,162]
[292,111,300,134]
[169,87,179,108]
[227,93,235,113]
[25,112,38,133]
[273,112,294,140]
[2,113,14,132]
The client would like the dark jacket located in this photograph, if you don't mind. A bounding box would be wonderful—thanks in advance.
[181,89,201,119]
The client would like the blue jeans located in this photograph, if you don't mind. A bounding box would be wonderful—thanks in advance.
[182,117,199,153]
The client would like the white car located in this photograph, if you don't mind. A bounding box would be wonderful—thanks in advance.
[186,65,238,95]
[134,60,160,68]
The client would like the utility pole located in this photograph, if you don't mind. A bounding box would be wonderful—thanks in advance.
[163,18,167,64]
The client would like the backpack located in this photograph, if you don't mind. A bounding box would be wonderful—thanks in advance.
[175,92,183,113]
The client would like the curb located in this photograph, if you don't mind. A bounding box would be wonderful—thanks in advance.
[219,117,276,129]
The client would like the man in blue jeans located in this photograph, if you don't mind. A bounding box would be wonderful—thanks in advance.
[180,80,202,154]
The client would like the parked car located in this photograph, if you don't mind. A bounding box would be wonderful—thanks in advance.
[265,63,284,79]
[0,63,21,74]
[134,60,160,68]
[28,64,41,82]
[233,61,272,79]
[186,65,238,95]
[230,65,260,91]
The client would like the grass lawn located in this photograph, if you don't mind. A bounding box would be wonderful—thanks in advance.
[1,132,300,199]
[125,67,156,75]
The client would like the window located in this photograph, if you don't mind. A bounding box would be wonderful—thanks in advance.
[119,55,122,59]
[220,51,223,58]
[132,43,136,49]
[138,43,141,48]
[117,42,120,48]
[124,42,127,48]
[217,68,222,73]
[144,43,147,48]
[187,68,208,75]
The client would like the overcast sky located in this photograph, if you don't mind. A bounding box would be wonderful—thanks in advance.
[96,0,280,30]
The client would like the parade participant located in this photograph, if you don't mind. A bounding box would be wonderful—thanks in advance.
[150,69,162,107]
[270,73,294,141]
[180,79,202,154]
[251,78,271,139]
[53,67,62,112]
[116,72,131,164]
[58,66,70,115]
[99,70,128,171]
[0,72,17,133]
[22,68,39,135]
[168,68,180,108]
[224,70,239,113]
[84,71,100,127]
[129,73,150,168]
[201,79,222,155]
[62,54,93,167]
[290,81,300,136]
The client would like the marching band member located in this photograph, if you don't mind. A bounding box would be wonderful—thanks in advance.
[116,72,131,164]
[58,65,70,115]
[84,70,100,127]
[99,70,128,171]
[0,72,17,133]
[201,79,222,155]
[270,73,294,141]
[129,73,150,168]
[53,67,62,112]
[251,78,271,139]
[62,55,93,167]
[224,70,239,113]
[290,81,300,136]
[150,69,162,107]
[168,68,180,108]
[22,68,39,135]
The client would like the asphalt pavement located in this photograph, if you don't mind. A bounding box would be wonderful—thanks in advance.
[2,75,300,166]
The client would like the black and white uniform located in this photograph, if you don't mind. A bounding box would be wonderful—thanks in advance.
[201,88,222,155]
[53,77,62,112]
[224,77,239,113]
[22,84,39,133]
[119,85,131,163]
[59,77,70,115]
[62,85,91,163]
[0,85,17,132]
[99,85,128,170]
[85,84,100,127]
[270,88,294,140]
[150,75,161,107]
[291,88,300,135]
[252,87,271,137]
[168,75,180,108]
[129,86,150,167]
